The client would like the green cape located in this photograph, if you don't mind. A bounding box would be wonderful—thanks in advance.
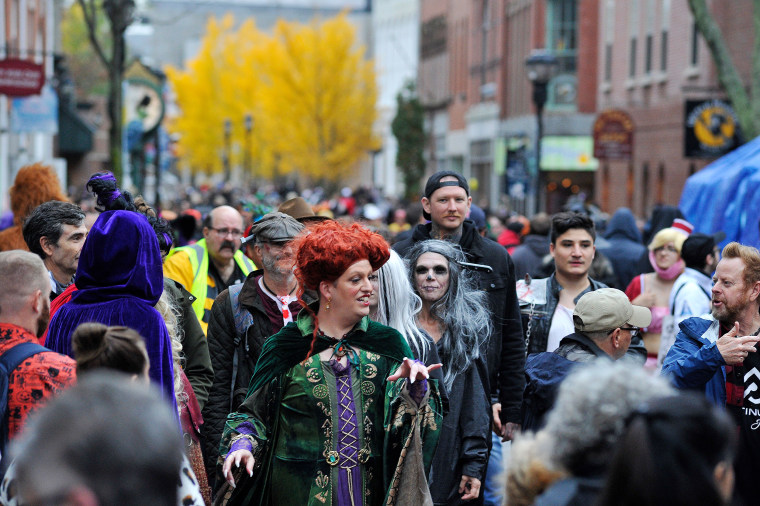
[246,312,413,396]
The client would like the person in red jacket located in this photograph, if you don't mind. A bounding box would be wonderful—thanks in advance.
[0,251,75,441]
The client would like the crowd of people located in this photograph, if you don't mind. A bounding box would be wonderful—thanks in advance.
[0,161,753,506]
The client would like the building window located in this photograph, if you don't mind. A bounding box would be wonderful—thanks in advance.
[661,0,670,72]
[421,16,447,59]
[641,162,649,213]
[435,134,447,172]
[690,22,699,66]
[604,43,612,82]
[629,38,637,77]
[628,0,639,78]
[546,0,578,107]
[603,0,614,82]
[547,0,577,71]
[645,34,653,74]
[470,139,492,162]
[657,163,665,202]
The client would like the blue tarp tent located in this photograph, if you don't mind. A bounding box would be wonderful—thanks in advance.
[680,135,760,248]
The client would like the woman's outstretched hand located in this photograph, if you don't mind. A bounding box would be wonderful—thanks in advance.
[222,449,255,488]
[387,357,442,383]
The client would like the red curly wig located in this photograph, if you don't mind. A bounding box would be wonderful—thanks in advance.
[292,220,390,359]
[0,163,68,252]
[293,220,390,293]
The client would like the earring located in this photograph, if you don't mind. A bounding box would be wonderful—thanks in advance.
[325,297,331,310]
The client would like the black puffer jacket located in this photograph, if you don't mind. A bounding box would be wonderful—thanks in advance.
[394,220,526,425]
[201,271,315,477]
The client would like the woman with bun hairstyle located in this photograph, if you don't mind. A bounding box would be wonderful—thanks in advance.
[82,172,213,409]
[72,322,149,378]
[67,322,206,506]
[219,220,443,506]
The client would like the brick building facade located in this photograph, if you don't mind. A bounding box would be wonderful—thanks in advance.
[417,0,754,218]
[597,0,750,218]
[1,0,60,212]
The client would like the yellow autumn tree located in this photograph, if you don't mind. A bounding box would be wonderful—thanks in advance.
[165,15,268,175]
[166,13,378,181]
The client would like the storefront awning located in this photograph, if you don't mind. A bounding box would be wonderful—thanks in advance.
[58,106,94,155]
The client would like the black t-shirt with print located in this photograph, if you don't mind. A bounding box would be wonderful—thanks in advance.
[729,325,760,506]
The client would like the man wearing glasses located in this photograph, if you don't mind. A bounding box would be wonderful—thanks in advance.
[164,205,255,334]
[558,288,650,362]
[522,288,651,430]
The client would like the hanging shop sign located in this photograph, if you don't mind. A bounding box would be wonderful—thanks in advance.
[0,59,45,97]
[684,99,741,158]
[592,109,634,160]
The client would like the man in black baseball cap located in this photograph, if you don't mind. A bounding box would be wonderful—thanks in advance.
[421,170,471,224]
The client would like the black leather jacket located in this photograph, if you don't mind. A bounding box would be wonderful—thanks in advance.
[517,274,646,362]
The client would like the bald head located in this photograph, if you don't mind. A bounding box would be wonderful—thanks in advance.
[203,205,244,266]
[207,205,243,226]
[0,250,50,318]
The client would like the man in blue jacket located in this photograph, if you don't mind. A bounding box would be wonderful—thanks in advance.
[662,241,760,505]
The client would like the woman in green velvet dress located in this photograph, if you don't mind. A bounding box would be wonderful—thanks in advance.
[218,221,443,506]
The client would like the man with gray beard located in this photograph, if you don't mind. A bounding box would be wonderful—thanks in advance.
[662,242,760,505]
[201,212,313,487]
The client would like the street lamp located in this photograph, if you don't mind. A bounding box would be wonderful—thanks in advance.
[223,118,232,181]
[244,114,253,177]
[525,49,558,214]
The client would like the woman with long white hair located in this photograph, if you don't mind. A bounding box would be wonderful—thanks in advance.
[407,239,491,505]
[369,250,445,396]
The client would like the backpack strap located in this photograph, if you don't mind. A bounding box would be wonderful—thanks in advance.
[0,342,47,464]
[229,283,254,411]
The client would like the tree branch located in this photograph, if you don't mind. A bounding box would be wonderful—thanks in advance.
[76,0,109,69]
[688,0,755,137]
[752,0,760,138]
